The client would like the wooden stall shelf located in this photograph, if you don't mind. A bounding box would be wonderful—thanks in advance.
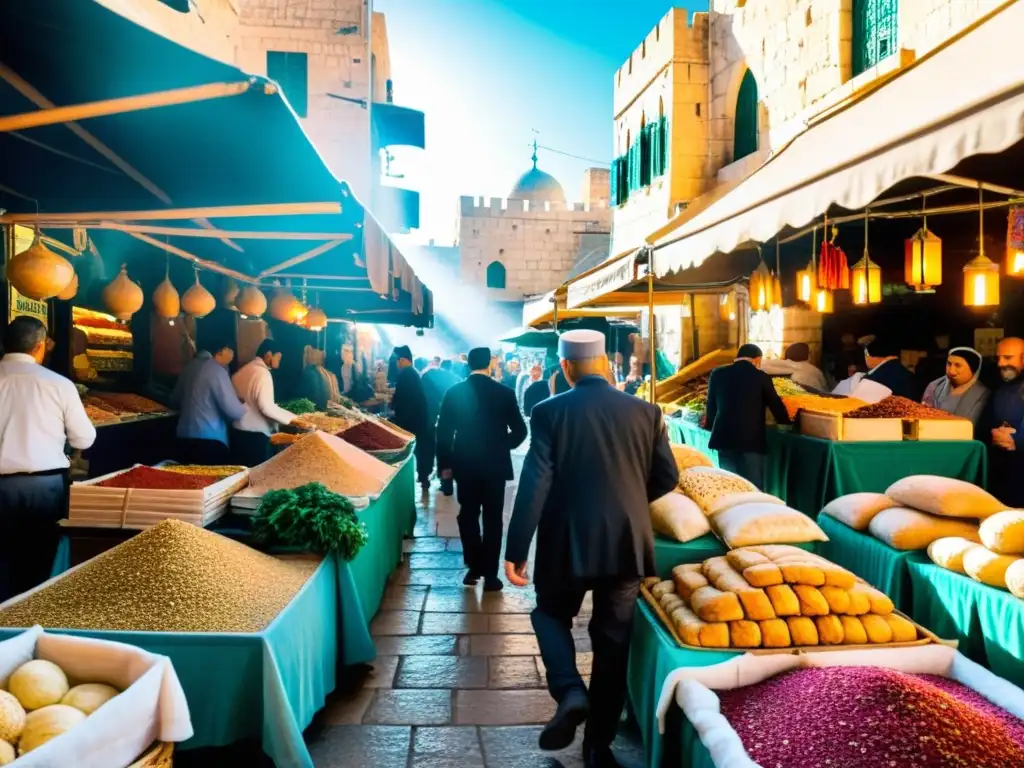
[797,410,904,442]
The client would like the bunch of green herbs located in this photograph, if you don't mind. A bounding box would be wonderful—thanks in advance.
[253,482,368,560]
[278,397,317,415]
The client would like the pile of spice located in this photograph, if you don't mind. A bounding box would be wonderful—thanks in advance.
[718,666,1024,767]
[161,465,246,478]
[847,396,961,420]
[248,432,395,496]
[84,404,119,424]
[291,412,353,434]
[90,393,169,414]
[338,420,408,451]
[782,394,867,420]
[96,466,221,490]
[270,432,308,447]
[0,520,320,633]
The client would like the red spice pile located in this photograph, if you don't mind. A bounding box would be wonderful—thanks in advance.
[338,421,407,451]
[718,666,1024,767]
[96,466,221,490]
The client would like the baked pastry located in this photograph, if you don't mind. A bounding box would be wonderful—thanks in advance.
[673,570,709,601]
[780,563,826,586]
[883,613,917,642]
[815,614,844,645]
[742,563,784,587]
[765,584,801,616]
[819,585,851,614]
[702,558,775,620]
[852,584,894,615]
[860,613,894,644]
[651,580,675,600]
[793,585,830,616]
[845,587,870,616]
[689,586,744,623]
[729,620,762,648]
[727,549,772,571]
[786,616,819,646]
[839,615,868,645]
[758,618,791,648]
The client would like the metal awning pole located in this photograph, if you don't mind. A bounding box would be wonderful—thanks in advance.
[648,251,657,405]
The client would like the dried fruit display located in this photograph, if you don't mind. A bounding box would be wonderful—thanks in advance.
[718,667,1024,767]
[846,396,961,420]
[89,393,168,414]
[782,395,867,421]
[0,520,320,633]
[96,466,220,490]
[83,405,119,424]
[338,421,408,451]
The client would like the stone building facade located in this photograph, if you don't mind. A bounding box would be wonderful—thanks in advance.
[457,163,612,302]
[611,0,1005,259]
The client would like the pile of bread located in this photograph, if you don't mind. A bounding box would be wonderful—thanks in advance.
[820,476,1024,598]
[652,446,826,549]
[646,544,918,649]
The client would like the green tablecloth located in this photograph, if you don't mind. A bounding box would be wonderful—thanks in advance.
[627,601,736,768]
[764,430,988,516]
[817,515,918,613]
[907,559,1024,688]
[666,420,720,467]
[0,555,338,768]
[653,534,726,578]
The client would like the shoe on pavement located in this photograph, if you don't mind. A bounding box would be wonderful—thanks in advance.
[538,689,589,751]
[483,577,504,592]
[582,743,621,768]
[463,571,481,586]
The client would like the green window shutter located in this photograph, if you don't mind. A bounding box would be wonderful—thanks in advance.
[653,116,668,177]
[853,0,899,77]
[661,118,670,176]
[619,154,630,203]
[267,51,309,118]
[649,123,661,181]
[610,158,619,205]
[640,125,652,187]
[733,69,759,162]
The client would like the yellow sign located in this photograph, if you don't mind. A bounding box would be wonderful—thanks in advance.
[8,283,48,325]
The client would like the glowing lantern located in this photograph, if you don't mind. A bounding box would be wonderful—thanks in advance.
[304,307,328,332]
[814,288,834,314]
[270,289,304,323]
[182,275,216,318]
[905,228,942,291]
[152,278,180,319]
[236,286,267,317]
[795,260,815,303]
[963,255,1000,307]
[850,255,881,305]
[6,237,75,300]
[1009,248,1024,277]
[771,274,782,310]
[749,262,772,312]
[718,292,736,322]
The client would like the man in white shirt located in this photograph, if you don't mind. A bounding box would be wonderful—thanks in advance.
[0,316,96,600]
[230,339,297,466]
[761,343,828,392]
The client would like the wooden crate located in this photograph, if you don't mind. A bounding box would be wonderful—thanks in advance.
[68,466,249,529]
[797,410,904,442]
[905,417,975,442]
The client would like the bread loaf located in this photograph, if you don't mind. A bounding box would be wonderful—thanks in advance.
[758,619,791,648]
[819,585,851,614]
[701,559,776,621]
[780,562,826,586]
[792,584,830,616]
[786,616,819,646]
[839,615,868,644]
[672,569,709,601]
[819,565,857,590]
[962,546,1019,589]
[670,605,704,646]
[927,536,977,574]
[979,511,1024,555]
[845,587,870,616]
[651,580,675,599]
[815,614,844,645]
[643,576,661,590]
[860,614,893,644]
[883,613,917,642]
[689,586,744,623]
[726,549,771,571]
[748,544,817,560]
[853,584,894,615]
[1005,559,1024,599]
[742,563,784,587]
[729,620,762,648]
[661,594,685,614]
[765,584,801,616]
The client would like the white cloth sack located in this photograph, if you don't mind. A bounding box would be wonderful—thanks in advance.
[848,377,892,404]
[655,645,1024,768]
[0,626,192,768]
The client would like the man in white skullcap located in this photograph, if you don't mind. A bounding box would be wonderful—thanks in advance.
[505,329,678,768]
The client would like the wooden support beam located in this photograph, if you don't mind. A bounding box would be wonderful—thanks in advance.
[125,231,257,283]
[0,201,343,224]
[32,221,354,242]
[258,240,345,277]
[0,80,253,133]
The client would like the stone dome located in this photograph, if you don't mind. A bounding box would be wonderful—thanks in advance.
[509,148,565,204]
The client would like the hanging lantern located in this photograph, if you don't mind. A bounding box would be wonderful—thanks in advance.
[770,274,782,310]
[964,186,1000,308]
[102,265,144,321]
[223,278,240,308]
[270,288,304,323]
[236,286,267,318]
[152,277,180,319]
[1006,206,1024,277]
[795,260,815,303]
[304,308,328,332]
[850,214,882,305]
[905,198,942,290]
[814,288,834,314]
[56,273,79,301]
[718,292,736,322]
[182,274,216,318]
[749,261,772,312]
[6,236,75,300]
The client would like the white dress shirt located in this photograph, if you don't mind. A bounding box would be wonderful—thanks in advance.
[0,353,97,474]
[760,359,829,392]
[231,358,296,435]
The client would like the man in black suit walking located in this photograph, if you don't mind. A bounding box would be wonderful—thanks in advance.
[504,330,678,768]
[437,347,527,591]
[390,345,431,491]
[704,343,791,488]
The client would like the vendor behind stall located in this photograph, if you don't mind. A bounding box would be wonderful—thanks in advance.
[863,336,920,401]
[298,346,338,411]
[761,343,828,391]
[231,339,297,466]
[171,337,247,465]
[0,317,96,600]
[921,346,989,428]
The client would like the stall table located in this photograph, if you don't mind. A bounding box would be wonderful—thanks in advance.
[908,558,1024,688]
[83,414,177,479]
[666,420,719,467]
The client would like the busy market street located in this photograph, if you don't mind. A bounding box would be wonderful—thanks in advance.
[3,0,1024,767]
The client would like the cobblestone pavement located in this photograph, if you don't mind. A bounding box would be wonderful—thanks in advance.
[305,474,646,768]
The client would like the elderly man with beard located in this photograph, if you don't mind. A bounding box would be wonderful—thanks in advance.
[989,337,1024,507]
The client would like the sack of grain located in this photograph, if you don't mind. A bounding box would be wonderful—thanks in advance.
[678,467,757,515]
[670,444,713,473]
[650,492,710,543]
[962,546,1020,589]
[820,493,896,530]
[885,476,1004,519]
[927,537,978,574]
[868,507,980,551]
[979,510,1024,555]
[711,503,828,549]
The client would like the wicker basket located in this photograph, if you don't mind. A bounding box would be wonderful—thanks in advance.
[128,742,174,768]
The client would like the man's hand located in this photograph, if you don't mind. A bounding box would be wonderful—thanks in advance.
[992,426,1017,451]
[504,560,530,587]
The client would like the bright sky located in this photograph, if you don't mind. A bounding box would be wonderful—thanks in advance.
[376,0,683,245]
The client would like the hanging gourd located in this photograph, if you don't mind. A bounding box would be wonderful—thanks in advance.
[181,272,216,318]
[236,285,267,317]
[270,287,304,323]
[152,257,180,318]
[818,226,849,291]
[6,235,76,300]
[56,273,79,301]
[222,278,240,309]
[304,308,328,332]
[102,265,144,321]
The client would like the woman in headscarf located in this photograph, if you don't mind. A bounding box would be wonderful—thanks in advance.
[921,346,990,428]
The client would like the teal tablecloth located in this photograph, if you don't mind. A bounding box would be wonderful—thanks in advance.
[907,558,1024,688]
[627,601,736,768]
[653,534,727,578]
[665,420,720,467]
[817,515,918,613]
[764,430,988,516]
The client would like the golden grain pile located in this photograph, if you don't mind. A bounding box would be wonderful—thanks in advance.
[248,431,395,496]
[0,520,320,633]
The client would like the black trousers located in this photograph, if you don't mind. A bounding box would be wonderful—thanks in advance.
[230,429,270,468]
[177,437,231,466]
[532,577,640,747]
[456,477,506,580]
[0,472,68,602]
[415,428,435,486]
[718,450,765,490]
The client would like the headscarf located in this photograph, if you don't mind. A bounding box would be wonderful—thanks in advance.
[948,346,982,377]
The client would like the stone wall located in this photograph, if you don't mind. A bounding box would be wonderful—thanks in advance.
[581,168,610,207]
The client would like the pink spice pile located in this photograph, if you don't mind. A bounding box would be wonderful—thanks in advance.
[717,666,1024,767]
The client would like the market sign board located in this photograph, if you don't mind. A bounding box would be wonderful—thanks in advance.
[8,283,48,325]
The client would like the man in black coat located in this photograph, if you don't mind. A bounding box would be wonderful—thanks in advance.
[423,360,460,496]
[390,345,430,490]
[863,335,920,401]
[437,347,527,591]
[504,330,678,768]
[704,343,791,489]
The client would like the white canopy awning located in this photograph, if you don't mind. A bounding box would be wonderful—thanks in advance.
[653,0,1024,276]
[566,249,642,309]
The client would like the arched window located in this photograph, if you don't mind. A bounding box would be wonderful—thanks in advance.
[733,69,759,163]
[486,261,506,289]
[852,0,899,76]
